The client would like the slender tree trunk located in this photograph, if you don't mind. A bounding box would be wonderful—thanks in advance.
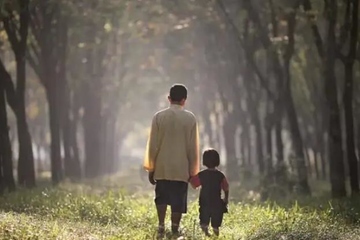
[343,63,359,194]
[313,149,320,180]
[70,102,81,179]
[15,54,35,188]
[61,80,81,180]
[265,104,273,174]
[214,111,222,151]
[102,116,117,175]
[202,108,214,147]
[342,0,359,195]
[46,84,63,184]
[274,117,286,185]
[325,0,346,198]
[82,71,102,178]
[304,147,312,177]
[0,80,15,192]
[240,130,246,166]
[62,99,73,179]
[275,120,284,165]
[223,113,238,180]
[320,133,327,180]
[247,124,253,167]
[282,9,310,194]
[284,90,310,193]
[254,115,265,175]
[0,156,3,195]
[100,116,109,175]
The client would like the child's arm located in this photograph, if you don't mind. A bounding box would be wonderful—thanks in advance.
[189,174,201,189]
[221,177,229,203]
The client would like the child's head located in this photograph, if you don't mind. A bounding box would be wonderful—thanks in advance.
[202,148,220,169]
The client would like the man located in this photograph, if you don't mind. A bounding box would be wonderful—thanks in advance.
[143,84,200,237]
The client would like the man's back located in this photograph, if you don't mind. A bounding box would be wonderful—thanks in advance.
[151,104,198,182]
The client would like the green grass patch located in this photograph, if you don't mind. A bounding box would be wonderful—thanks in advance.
[0,175,359,239]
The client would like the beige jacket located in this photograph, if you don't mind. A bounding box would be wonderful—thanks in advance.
[143,104,200,182]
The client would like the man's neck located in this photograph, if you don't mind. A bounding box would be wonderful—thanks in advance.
[170,103,184,108]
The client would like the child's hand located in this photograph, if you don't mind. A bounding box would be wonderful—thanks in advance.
[189,175,201,189]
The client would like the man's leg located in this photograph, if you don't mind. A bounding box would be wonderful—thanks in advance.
[171,212,182,233]
[156,205,167,234]
[154,181,168,236]
[170,181,188,234]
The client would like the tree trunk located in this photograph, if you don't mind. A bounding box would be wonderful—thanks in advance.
[223,113,238,181]
[83,84,102,178]
[254,115,265,175]
[265,103,273,174]
[325,0,346,198]
[275,120,284,162]
[46,85,63,184]
[15,55,35,188]
[343,63,359,194]
[313,149,320,180]
[2,0,35,188]
[101,116,117,175]
[283,73,310,194]
[70,100,81,178]
[342,0,359,196]
[202,108,215,147]
[61,80,81,180]
[282,8,310,194]
[304,147,312,177]
[0,81,15,192]
[246,125,253,167]
[320,133,327,180]
[240,130,246,166]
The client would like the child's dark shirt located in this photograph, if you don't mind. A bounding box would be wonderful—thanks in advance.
[190,169,229,208]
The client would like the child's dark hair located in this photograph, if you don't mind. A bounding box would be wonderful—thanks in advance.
[202,148,220,168]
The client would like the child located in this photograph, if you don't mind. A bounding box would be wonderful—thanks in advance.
[190,148,229,236]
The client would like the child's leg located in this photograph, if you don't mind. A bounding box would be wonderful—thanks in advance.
[199,206,211,236]
[211,211,224,236]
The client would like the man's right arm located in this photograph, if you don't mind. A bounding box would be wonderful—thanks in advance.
[143,115,159,173]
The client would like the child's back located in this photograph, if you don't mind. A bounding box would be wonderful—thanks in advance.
[190,149,229,237]
[197,169,227,209]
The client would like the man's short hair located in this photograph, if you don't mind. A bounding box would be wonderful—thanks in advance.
[169,84,187,102]
[203,148,220,168]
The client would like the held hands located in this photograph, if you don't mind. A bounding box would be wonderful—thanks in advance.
[222,198,229,205]
[148,171,156,185]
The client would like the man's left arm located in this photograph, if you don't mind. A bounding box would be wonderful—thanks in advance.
[188,120,200,178]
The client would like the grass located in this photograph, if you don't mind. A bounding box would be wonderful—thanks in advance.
[0,171,360,239]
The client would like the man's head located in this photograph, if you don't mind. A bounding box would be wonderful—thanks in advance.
[202,148,220,169]
[168,84,187,105]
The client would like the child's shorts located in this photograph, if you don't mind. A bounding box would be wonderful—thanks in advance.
[199,206,224,228]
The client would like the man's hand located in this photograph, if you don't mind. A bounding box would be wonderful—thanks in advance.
[148,171,156,185]
[223,198,228,205]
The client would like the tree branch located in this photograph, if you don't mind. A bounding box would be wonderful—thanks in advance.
[3,13,20,57]
[336,0,351,52]
[26,46,41,80]
[347,0,358,61]
[215,0,276,100]
[302,0,324,58]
